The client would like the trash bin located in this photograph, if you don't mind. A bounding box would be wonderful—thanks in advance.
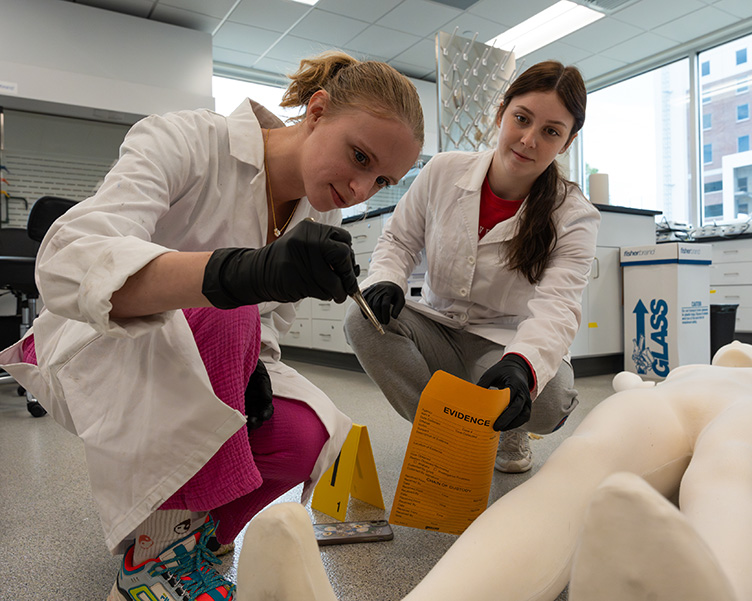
[710,304,738,359]
[0,314,22,349]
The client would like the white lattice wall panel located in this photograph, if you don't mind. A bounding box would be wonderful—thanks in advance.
[1,152,114,228]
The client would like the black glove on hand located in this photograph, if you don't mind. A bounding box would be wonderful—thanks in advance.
[477,354,534,432]
[362,281,405,325]
[202,220,360,309]
[245,360,274,431]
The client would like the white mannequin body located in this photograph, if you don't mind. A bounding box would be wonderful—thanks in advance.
[236,341,752,600]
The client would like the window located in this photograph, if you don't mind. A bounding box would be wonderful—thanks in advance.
[740,176,749,193]
[704,180,723,193]
[702,60,710,76]
[738,103,750,121]
[582,59,689,223]
[699,33,752,223]
[703,113,712,130]
[211,76,300,120]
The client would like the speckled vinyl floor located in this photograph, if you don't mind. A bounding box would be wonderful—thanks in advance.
[0,362,615,601]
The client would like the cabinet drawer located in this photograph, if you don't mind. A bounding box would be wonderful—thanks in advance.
[281,318,311,348]
[312,319,351,354]
[354,252,371,277]
[711,240,752,264]
[736,306,752,332]
[311,298,348,320]
[710,262,752,286]
[709,285,752,307]
[345,219,381,254]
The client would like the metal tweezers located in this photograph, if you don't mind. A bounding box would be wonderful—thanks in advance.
[351,288,385,335]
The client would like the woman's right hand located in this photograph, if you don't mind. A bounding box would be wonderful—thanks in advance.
[202,220,360,309]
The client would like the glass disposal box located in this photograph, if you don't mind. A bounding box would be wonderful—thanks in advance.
[621,242,712,377]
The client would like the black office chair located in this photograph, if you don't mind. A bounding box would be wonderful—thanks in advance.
[0,196,78,416]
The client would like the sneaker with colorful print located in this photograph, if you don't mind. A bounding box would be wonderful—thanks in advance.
[107,516,235,601]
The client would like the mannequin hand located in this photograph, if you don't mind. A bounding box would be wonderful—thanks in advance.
[362,281,405,325]
[202,220,360,309]
[245,360,274,431]
[477,354,534,431]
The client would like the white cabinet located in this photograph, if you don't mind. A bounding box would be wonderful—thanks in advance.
[570,207,658,358]
[709,238,752,332]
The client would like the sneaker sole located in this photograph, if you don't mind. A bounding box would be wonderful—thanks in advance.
[494,456,533,473]
[106,582,126,601]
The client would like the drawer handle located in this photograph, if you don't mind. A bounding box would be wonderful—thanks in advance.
[289,332,300,338]
[319,334,332,339]
[353,235,368,241]
[722,250,740,254]
[723,295,741,299]
[723,272,740,277]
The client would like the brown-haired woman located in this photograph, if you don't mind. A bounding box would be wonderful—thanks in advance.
[345,60,599,473]
[0,50,423,601]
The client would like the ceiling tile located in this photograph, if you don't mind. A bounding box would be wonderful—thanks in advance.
[314,0,403,23]
[652,5,739,44]
[521,41,591,68]
[376,0,461,37]
[560,18,643,53]
[392,37,438,71]
[226,0,310,33]
[212,47,261,69]
[713,0,752,18]
[151,5,221,33]
[213,22,281,56]
[159,0,238,20]
[345,25,423,61]
[574,53,628,81]
[289,9,370,46]
[467,0,557,27]
[438,12,510,44]
[265,34,335,62]
[611,0,706,29]
[600,31,680,64]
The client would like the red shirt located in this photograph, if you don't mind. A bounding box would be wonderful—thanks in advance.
[478,176,524,239]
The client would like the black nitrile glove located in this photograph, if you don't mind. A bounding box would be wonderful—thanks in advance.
[202,220,360,309]
[362,281,405,325]
[245,360,274,431]
[477,354,534,431]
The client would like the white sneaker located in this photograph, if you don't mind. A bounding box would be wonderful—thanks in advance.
[495,430,533,473]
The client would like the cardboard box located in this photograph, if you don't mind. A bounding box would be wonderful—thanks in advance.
[621,243,712,377]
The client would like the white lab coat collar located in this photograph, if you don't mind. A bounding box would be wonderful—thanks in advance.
[226,99,285,168]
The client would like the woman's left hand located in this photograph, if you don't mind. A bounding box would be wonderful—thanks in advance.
[477,354,533,431]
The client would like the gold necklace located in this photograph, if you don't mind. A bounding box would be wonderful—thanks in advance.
[264,128,300,237]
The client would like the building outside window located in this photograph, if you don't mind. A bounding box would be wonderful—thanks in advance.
[702,61,710,76]
[703,113,712,130]
[699,33,752,222]
[704,144,713,164]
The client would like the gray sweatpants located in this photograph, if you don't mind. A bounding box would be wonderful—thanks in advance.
[344,304,579,435]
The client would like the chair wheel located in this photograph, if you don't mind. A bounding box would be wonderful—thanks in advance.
[17,385,26,397]
[27,400,47,417]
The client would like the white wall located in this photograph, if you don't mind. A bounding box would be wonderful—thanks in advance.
[0,0,214,123]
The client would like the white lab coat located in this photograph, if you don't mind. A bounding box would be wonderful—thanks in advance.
[0,99,351,554]
[361,149,600,397]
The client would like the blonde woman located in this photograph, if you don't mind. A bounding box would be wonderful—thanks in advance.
[0,51,423,601]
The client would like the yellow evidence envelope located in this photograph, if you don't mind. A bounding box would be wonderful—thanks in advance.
[389,370,510,535]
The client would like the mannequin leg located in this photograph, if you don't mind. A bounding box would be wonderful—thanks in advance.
[678,400,752,601]
[400,390,693,601]
[568,472,737,601]
[236,503,337,601]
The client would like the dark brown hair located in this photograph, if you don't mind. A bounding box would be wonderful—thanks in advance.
[281,50,424,146]
[497,60,587,284]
